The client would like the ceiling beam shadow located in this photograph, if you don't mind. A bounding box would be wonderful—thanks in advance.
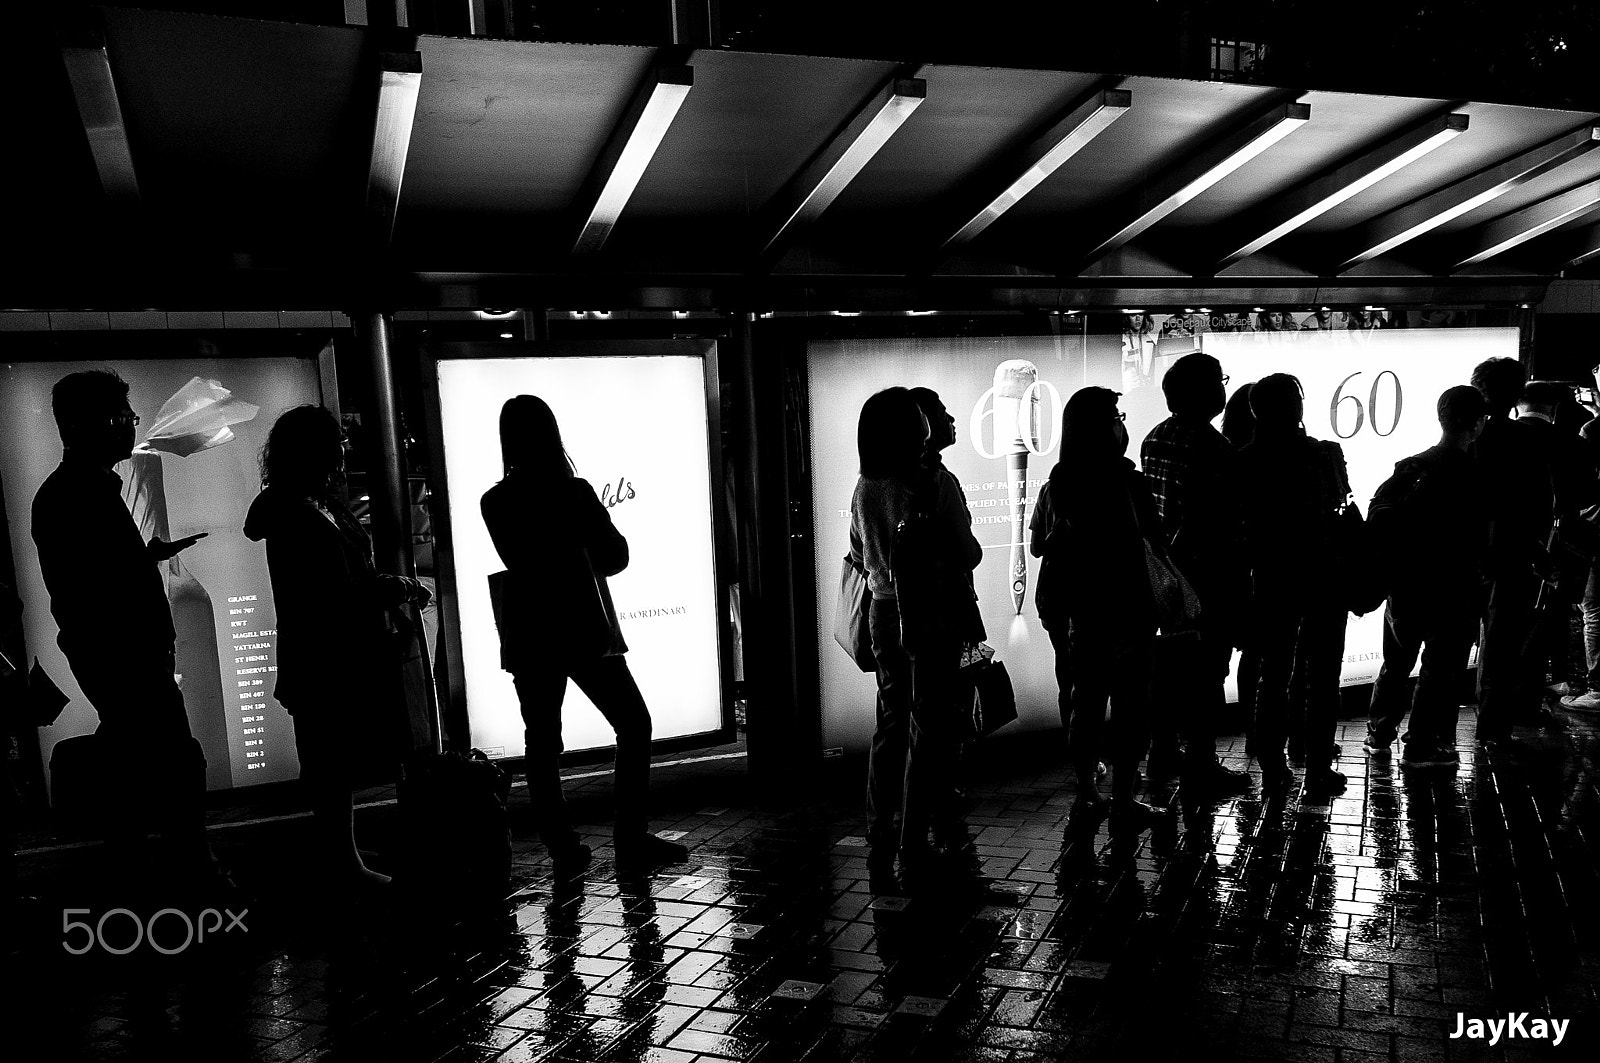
[755,75,925,269]
[365,49,422,250]
[572,66,695,256]
[1212,111,1468,273]
[1334,122,1600,273]
[1076,99,1310,274]
[939,86,1130,253]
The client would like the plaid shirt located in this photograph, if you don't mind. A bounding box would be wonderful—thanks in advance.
[1140,415,1238,568]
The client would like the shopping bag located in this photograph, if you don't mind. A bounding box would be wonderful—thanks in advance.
[832,554,875,672]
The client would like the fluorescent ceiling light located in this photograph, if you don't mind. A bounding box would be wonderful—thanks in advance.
[1217,113,1467,269]
[1454,175,1600,268]
[943,88,1131,249]
[366,51,423,248]
[1081,102,1311,268]
[1339,122,1600,272]
[574,67,694,255]
[760,77,926,262]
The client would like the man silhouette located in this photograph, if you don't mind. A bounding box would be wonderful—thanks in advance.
[1140,352,1252,797]
[32,370,212,881]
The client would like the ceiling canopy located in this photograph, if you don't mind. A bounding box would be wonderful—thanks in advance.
[10,7,1600,310]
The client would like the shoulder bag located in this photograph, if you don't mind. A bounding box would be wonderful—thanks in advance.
[833,553,876,672]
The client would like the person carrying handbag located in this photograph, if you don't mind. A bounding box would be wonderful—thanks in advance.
[481,395,688,880]
[850,387,982,891]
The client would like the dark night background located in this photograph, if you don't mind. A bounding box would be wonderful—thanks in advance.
[74,1,1600,111]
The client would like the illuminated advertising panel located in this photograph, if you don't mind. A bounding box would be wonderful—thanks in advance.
[435,353,723,756]
[0,355,328,790]
[808,328,1513,752]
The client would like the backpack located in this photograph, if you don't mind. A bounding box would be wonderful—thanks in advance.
[1363,457,1430,603]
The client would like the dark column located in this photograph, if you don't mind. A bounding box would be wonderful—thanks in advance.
[356,309,413,578]
[733,311,817,791]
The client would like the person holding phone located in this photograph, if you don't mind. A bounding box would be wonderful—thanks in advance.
[32,369,216,886]
[245,405,431,888]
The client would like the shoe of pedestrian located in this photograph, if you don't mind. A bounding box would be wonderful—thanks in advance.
[1543,681,1577,699]
[1146,750,1182,785]
[615,833,689,876]
[1305,768,1347,796]
[1531,705,1568,731]
[896,845,941,893]
[1400,744,1457,769]
[867,847,898,894]
[1561,690,1600,713]
[1362,730,1393,756]
[1109,799,1164,838]
[1182,759,1251,797]
[551,842,593,882]
[1260,758,1294,790]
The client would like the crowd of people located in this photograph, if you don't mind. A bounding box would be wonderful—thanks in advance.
[850,354,1600,891]
[7,350,1598,904]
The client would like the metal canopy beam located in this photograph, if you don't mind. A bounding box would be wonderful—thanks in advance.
[1556,219,1600,268]
[941,87,1130,251]
[366,50,422,250]
[61,46,140,205]
[573,66,695,256]
[1336,122,1600,273]
[1077,100,1310,273]
[756,75,926,267]
[1452,176,1600,269]
[1213,111,1469,272]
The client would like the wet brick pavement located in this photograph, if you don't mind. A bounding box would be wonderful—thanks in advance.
[5,707,1600,1061]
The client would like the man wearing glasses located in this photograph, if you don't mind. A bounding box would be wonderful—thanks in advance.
[32,369,215,890]
[1139,351,1253,798]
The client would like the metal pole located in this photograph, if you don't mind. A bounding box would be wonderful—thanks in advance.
[361,309,412,578]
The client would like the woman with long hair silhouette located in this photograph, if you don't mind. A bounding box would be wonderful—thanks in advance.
[245,405,430,888]
[482,395,688,879]
[850,386,982,890]
[1032,387,1163,835]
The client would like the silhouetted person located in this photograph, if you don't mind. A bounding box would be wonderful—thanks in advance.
[481,395,688,878]
[31,369,212,881]
[1237,373,1349,794]
[851,387,981,889]
[1221,381,1260,735]
[1516,380,1594,723]
[1140,353,1251,797]
[1472,358,1549,749]
[1365,386,1488,769]
[244,406,429,889]
[1032,387,1162,836]
[908,386,980,846]
[1564,402,1600,713]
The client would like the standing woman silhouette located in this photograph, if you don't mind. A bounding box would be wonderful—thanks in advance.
[245,405,431,889]
[481,395,689,879]
[850,386,982,889]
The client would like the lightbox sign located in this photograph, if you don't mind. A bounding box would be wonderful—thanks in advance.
[435,354,722,756]
[807,328,1514,752]
[0,356,328,790]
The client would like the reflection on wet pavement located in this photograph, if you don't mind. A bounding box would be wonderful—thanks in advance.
[8,709,1599,1060]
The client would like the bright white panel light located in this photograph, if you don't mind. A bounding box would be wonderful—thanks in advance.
[436,355,722,755]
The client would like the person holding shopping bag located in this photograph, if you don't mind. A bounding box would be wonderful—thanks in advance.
[481,395,689,880]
